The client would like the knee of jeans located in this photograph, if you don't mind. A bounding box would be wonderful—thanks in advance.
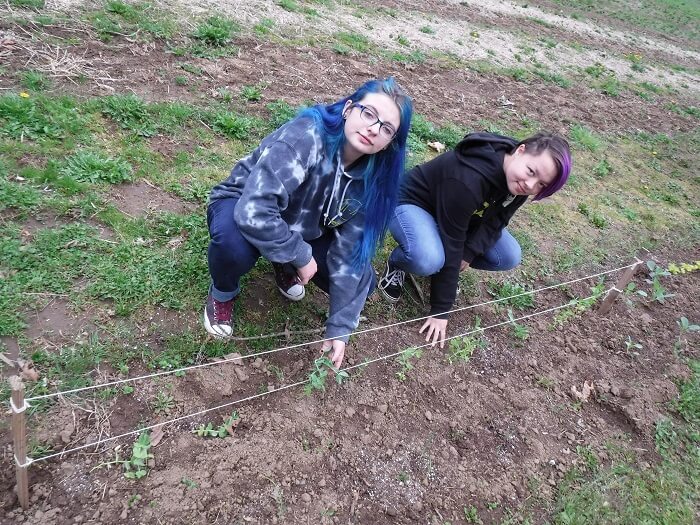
[501,244,522,270]
[411,249,444,275]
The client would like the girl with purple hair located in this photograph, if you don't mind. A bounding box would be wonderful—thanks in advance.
[377,132,572,347]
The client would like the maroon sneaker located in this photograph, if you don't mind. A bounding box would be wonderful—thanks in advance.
[203,293,234,337]
[273,263,305,301]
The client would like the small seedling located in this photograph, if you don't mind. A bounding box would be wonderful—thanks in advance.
[303,356,349,395]
[192,412,240,438]
[464,505,483,524]
[181,477,198,489]
[123,431,153,479]
[677,317,700,334]
[624,336,642,356]
[637,260,675,304]
[241,84,264,102]
[395,347,423,381]
[507,309,529,341]
[448,319,486,364]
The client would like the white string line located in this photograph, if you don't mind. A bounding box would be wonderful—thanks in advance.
[343,291,601,373]
[25,261,638,402]
[19,291,600,467]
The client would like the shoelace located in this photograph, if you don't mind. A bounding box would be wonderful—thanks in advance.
[384,269,405,287]
[214,298,233,322]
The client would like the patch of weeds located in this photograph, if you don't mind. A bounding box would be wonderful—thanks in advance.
[100,93,155,136]
[241,84,265,102]
[210,111,258,139]
[654,418,678,458]
[333,32,370,53]
[60,150,132,184]
[192,16,239,46]
[626,53,646,73]
[570,124,604,152]
[675,360,700,424]
[487,280,534,309]
[419,26,435,34]
[265,99,299,129]
[584,62,608,79]
[180,63,203,76]
[21,70,50,91]
[534,70,571,88]
[506,67,530,82]
[387,49,426,64]
[0,175,43,212]
[192,412,240,438]
[277,0,299,11]
[396,35,410,46]
[11,0,45,7]
[447,318,486,364]
[151,390,175,415]
[174,76,188,86]
[577,203,608,229]
[0,93,87,141]
[599,75,622,97]
[303,356,349,395]
[593,158,612,178]
[254,18,275,35]
[535,376,555,390]
[395,347,423,381]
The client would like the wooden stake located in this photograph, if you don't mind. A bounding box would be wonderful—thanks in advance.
[598,260,644,315]
[9,376,29,509]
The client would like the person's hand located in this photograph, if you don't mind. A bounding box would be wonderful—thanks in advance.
[419,317,448,348]
[460,260,470,272]
[296,257,318,284]
[320,339,346,369]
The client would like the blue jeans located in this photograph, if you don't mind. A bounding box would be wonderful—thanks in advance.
[207,198,375,301]
[388,204,521,275]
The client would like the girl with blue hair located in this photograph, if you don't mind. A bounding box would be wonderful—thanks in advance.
[205,77,413,368]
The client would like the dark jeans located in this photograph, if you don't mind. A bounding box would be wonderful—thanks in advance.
[207,198,346,302]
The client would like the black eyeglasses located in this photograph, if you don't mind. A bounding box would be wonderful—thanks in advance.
[352,103,397,139]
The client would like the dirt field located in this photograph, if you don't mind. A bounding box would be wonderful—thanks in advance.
[1,0,699,524]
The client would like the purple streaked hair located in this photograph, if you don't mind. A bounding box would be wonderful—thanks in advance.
[514,133,572,201]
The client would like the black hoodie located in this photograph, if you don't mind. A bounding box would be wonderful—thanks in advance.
[399,133,527,317]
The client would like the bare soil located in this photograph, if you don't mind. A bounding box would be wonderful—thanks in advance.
[1,1,699,524]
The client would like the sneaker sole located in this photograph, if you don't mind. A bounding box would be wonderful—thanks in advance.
[203,307,232,338]
[277,286,305,302]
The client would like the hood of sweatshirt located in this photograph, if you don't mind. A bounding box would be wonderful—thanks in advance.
[454,132,518,194]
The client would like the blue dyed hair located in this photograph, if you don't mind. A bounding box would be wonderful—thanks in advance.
[299,77,413,269]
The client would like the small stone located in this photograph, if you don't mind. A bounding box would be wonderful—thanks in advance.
[497,382,506,390]
[424,411,433,422]
[345,407,356,418]
[610,385,621,397]
[301,493,311,503]
[377,404,388,414]
[226,352,244,365]
[318,479,326,487]
[252,358,264,369]
[234,367,249,382]
[412,501,423,512]
[386,507,398,517]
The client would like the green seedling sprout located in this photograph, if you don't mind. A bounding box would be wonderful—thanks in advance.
[303,356,349,396]
[395,347,423,381]
[192,412,240,438]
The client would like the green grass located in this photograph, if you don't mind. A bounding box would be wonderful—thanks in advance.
[570,124,604,152]
[553,360,700,524]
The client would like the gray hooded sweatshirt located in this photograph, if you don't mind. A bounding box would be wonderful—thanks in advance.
[209,116,372,343]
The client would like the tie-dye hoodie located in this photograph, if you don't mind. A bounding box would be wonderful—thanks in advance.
[209,116,372,343]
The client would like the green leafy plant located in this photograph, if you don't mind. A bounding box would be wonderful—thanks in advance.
[152,391,175,415]
[637,260,675,304]
[507,309,530,341]
[123,431,153,479]
[303,356,349,395]
[211,111,255,139]
[448,319,486,364]
[100,93,155,136]
[21,70,50,91]
[570,124,604,152]
[192,412,240,438]
[464,504,483,524]
[192,16,238,46]
[241,84,264,102]
[395,347,423,381]
[59,150,132,184]
[488,281,534,309]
